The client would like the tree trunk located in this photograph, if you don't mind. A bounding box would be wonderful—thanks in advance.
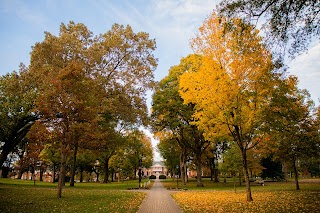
[52,164,56,183]
[293,158,300,190]
[212,157,219,182]
[103,157,110,183]
[210,158,214,181]
[40,166,43,181]
[133,166,137,180]
[58,144,67,198]
[80,167,83,183]
[196,146,204,187]
[0,143,11,176]
[1,166,9,178]
[241,149,253,202]
[70,143,78,187]
[180,151,186,185]
[18,166,24,179]
[282,161,289,181]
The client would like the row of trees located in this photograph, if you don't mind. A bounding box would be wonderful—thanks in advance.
[0,22,155,197]
[151,11,320,202]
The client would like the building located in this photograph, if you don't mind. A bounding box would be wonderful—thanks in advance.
[150,161,167,177]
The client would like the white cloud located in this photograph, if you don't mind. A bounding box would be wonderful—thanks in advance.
[288,43,320,105]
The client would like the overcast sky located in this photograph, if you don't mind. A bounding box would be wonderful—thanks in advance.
[1,0,319,161]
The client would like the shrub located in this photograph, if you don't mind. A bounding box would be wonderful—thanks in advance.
[159,175,167,179]
[149,175,156,179]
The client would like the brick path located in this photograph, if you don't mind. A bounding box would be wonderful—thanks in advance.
[137,178,183,213]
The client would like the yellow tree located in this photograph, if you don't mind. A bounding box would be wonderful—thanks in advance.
[179,13,275,201]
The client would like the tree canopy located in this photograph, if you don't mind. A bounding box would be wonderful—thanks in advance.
[218,0,320,57]
[179,13,276,201]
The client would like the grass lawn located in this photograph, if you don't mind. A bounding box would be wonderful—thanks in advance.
[165,178,320,213]
[0,178,151,213]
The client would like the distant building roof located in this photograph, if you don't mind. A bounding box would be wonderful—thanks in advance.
[153,161,164,166]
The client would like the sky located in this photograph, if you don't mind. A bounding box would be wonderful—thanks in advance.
[1,0,319,161]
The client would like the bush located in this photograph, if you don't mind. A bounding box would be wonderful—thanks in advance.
[159,175,167,179]
[149,175,156,179]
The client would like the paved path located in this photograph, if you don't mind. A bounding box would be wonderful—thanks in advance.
[137,179,183,213]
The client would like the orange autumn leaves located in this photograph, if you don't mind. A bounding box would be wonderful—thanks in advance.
[173,190,320,213]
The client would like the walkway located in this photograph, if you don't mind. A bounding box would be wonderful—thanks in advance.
[137,178,183,213]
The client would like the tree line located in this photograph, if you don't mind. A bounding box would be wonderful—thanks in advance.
[0,22,155,198]
[151,8,320,203]
[1,0,319,202]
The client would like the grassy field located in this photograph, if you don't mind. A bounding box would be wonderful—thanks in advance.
[165,178,320,213]
[1,178,319,212]
[0,178,151,213]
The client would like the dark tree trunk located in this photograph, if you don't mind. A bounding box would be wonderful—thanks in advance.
[0,146,10,178]
[293,158,300,190]
[70,143,78,187]
[282,161,289,181]
[40,166,43,181]
[133,166,137,180]
[196,146,204,187]
[241,149,253,202]
[212,157,219,182]
[1,166,9,178]
[180,150,187,185]
[96,173,99,182]
[111,169,114,182]
[80,167,83,183]
[103,157,110,183]
[58,143,67,198]
[52,163,56,183]
[210,158,214,181]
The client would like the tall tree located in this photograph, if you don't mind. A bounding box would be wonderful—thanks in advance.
[29,21,156,197]
[218,0,320,57]
[0,65,37,177]
[260,76,320,190]
[151,55,210,187]
[30,22,100,198]
[179,13,275,201]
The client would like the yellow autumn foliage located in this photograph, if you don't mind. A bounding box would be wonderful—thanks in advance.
[173,190,320,213]
[179,12,274,146]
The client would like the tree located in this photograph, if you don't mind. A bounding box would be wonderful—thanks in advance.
[124,130,153,179]
[29,21,156,197]
[218,0,320,57]
[30,22,101,198]
[204,138,228,182]
[260,156,284,181]
[151,55,210,187]
[179,13,275,201]
[23,121,52,182]
[39,144,60,183]
[260,76,320,190]
[95,124,125,183]
[0,66,37,177]
[156,132,181,177]
[87,23,157,183]
[75,149,96,183]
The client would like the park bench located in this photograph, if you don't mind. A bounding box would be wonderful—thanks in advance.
[256,180,265,186]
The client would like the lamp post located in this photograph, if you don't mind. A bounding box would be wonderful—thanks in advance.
[176,165,179,189]
[138,158,142,188]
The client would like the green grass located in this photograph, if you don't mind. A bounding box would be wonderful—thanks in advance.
[161,177,320,192]
[0,178,151,213]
